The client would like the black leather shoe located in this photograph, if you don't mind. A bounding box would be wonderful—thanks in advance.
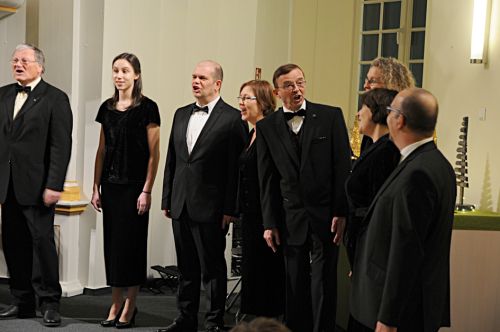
[0,305,36,319]
[99,318,116,327]
[115,307,137,329]
[43,309,61,327]
[99,303,124,327]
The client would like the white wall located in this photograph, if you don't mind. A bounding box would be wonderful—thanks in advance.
[0,3,26,86]
[425,0,500,211]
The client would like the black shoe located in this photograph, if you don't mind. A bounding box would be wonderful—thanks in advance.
[99,303,124,327]
[115,307,137,329]
[156,321,194,332]
[0,305,36,319]
[43,309,61,327]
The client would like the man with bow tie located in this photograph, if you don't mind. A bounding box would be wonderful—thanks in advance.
[160,60,246,332]
[256,63,351,332]
[0,44,73,327]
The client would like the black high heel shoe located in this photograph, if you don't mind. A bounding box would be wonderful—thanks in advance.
[115,307,138,329]
[99,303,124,327]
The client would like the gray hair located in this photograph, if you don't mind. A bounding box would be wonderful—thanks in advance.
[13,43,45,73]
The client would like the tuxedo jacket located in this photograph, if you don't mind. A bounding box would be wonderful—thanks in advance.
[0,80,73,205]
[350,142,456,332]
[161,98,247,222]
[256,101,351,245]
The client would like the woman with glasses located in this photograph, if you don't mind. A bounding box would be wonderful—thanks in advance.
[91,53,160,329]
[236,80,285,318]
[361,57,416,153]
[345,88,400,332]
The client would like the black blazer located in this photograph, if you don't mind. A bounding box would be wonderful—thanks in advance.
[350,142,456,332]
[0,80,73,205]
[161,98,247,222]
[344,135,400,266]
[256,101,351,245]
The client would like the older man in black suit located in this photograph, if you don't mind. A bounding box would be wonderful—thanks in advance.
[160,60,247,332]
[350,88,456,332]
[0,44,73,327]
[257,63,351,332]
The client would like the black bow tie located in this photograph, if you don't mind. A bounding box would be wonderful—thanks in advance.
[192,105,209,114]
[284,109,306,121]
[16,85,31,94]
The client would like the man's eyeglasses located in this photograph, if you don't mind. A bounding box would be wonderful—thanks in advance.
[237,96,257,102]
[279,80,306,91]
[11,58,38,66]
[386,106,404,116]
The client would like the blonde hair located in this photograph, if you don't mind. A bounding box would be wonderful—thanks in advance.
[371,57,416,91]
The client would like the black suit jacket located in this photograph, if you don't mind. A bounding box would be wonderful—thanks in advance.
[0,80,73,205]
[162,98,247,222]
[256,101,351,245]
[350,142,456,332]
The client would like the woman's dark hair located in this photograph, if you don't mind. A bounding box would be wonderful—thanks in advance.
[360,88,398,125]
[108,53,143,109]
[240,80,276,117]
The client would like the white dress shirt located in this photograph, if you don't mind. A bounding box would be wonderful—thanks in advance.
[399,136,434,163]
[186,96,220,154]
[283,100,307,134]
[13,77,41,119]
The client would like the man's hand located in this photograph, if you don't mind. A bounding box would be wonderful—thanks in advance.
[263,228,280,253]
[331,216,346,245]
[43,188,61,207]
[221,214,235,229]
[375,321,397,332]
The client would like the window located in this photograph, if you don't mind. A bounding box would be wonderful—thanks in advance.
[356,0,428,95]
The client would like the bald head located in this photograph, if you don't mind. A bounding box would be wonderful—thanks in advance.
[397,88,438,137]
[197,60,223,81]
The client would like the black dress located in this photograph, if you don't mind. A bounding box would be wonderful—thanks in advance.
[344,134,399,332]
[238,129,285,317]
[96,97,160,287]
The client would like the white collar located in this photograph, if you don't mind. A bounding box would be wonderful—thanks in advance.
[400,137,434,162]
[283,100,306,113]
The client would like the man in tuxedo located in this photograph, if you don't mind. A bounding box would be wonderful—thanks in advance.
[0,44,73,327]
[350,88,456,332]
[160,60,247,332]
[257,63,351,332]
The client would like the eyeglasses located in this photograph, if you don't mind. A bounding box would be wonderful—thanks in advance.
[386,106,404,116]
[11,58,38,66]
[237,96,257,102]
[279,80,306,91]
[365,78,382,85]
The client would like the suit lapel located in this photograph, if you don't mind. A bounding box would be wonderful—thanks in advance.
[300,104,318,171]
[14,80,47,120]
[178,106,192,159]
[275,108,300,170]
[189,99,224,157]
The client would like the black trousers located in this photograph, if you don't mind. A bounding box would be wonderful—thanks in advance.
[284,229,339,332]
[1,181,61,310]
[172,208,227,330]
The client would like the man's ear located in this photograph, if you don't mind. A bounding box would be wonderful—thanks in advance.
[273,88,281,99]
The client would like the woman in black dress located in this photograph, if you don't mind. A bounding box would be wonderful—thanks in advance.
[91,53,160,328]
[345,88,400,332]
[237,80,285,317]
